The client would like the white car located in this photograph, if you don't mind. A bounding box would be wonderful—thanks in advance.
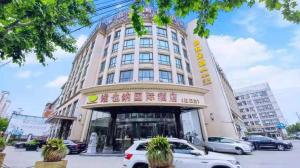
[206,137,253,155]
[123,138,241,168]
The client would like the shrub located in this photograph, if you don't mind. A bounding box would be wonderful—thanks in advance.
[42,139,67,162]
[0,137,5,152]
[147,136,173,168]
[26,140,38,146]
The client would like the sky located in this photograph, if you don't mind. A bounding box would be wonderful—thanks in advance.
[1,2,300,124]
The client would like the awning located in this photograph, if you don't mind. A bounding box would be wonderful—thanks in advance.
[46,115,76,123]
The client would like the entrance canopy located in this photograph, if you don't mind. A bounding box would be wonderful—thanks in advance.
[80,83,208,109]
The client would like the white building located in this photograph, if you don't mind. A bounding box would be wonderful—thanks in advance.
[47,9,243,153]
[235,83,287,138]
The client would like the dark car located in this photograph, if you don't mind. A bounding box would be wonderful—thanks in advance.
[244,135,293,151]
[72,140,87,153]
[63,140,87,154]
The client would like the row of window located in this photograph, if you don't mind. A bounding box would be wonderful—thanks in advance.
[105,39,184,56]
[106,27,186,46]
[100,52,191,73]
[98,69,193,85]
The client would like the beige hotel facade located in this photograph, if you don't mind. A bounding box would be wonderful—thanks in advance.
[47,9,245,153]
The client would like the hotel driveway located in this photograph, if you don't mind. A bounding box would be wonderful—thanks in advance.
[3,140,300,168]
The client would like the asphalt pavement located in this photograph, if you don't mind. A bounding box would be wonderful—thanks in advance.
[3,140,300,168]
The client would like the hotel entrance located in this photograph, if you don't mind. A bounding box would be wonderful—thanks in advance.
[87,106,194,153]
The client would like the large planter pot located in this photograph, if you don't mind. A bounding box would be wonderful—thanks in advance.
[26,145,38,151]
[0,153,5,167]
[35,160,67,168]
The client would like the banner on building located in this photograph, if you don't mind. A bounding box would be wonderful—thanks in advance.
[5,114,50,137]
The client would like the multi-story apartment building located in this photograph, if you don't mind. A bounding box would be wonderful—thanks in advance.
[0,90,11,118]
[47,8,242,153]
[235,83,287,138]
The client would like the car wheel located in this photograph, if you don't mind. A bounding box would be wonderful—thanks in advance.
[66,148,70,155]
[133,163,148,168]
[277,144,285,151]
[236,148,244,155]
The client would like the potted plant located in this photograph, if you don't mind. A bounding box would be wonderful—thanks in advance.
[25,140,38,151]
[0,137,6,167]
[147,136,173,168]
[35,138,68,168]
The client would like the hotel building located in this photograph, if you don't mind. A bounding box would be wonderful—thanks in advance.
[47,9,244,153]
[235,83,287,138]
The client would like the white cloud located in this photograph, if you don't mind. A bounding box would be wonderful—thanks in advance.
[25,84,33,89]
[233,11,257,34]
[9,34,88,66]
[289,29,300,50]
[208,35,300,90]
[207,35,272,69]
[45,76,68,88]
[16,70,32,78]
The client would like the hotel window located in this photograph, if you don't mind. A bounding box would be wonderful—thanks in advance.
[175,58,182,69]
[188,78,193,85]
[106,73,114,84]
[183,49,188,59]
[159,54,170,65]
[177,74,185,84]
[145,26,152,34]
[114,30,120,40]
[158,40,169,50]
[100,61,106,72]
[140,38,152,48]
[139,69,154,81]
[139,52,153,63]
[109,57,116,68]
[123,39,135,49]
[121,53,134,65]
[159,70,172,83]
[173,44,180,54]
[103,48,108,57]
[181,37,186,46]
[106,35,111,44]
[112,43,118,53]
[186,62,191,73]
[119,70,133,82]
[97,76,103,85]
[157,27,167,37]
[172,31,178,41]
[80,80,84,88]
[125,27,135,36]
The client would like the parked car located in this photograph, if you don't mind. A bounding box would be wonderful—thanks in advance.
[72,140,87,153]
[244,135,293,151]
[123,138,241,168]
[63,140,85,154]
[206,137,253,155]
[14,141,26,148]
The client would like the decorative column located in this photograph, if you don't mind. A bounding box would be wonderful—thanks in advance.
[103,112,117,153]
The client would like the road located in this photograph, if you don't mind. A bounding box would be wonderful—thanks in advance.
[3,140,300,168]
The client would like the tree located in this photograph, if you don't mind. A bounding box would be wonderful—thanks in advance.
[130,0,300,38]
[0,0,94,65]
[0,118,9,132]
[286,123,300,135]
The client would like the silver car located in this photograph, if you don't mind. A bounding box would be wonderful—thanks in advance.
[206,137,253,155]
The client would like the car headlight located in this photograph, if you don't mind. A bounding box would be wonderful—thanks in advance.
[228,160,240,165]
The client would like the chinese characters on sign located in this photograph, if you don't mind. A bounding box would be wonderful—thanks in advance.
[86,92,202,106]
[193,40,212,85]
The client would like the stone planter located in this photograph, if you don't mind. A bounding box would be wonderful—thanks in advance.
[35,160,67,168]
[0,153,5,167]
